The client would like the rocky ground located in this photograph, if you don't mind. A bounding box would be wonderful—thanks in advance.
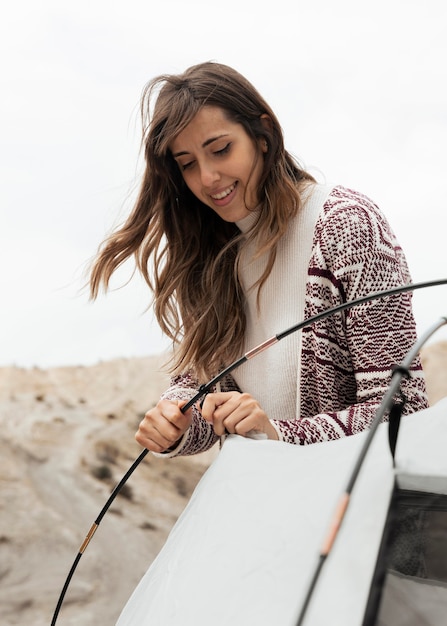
[0,356,216,625]
[0,342,445,625]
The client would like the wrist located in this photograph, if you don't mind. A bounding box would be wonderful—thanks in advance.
[264,420,279,441]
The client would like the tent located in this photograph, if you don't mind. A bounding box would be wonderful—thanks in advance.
[116,397,447,626]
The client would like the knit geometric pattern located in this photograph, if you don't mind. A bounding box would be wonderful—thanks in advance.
[157,186,428,456]
[274,186,428,444]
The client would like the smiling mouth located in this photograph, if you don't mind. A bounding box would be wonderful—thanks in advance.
[211,182,237,200]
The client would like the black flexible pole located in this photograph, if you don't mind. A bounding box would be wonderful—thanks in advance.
[50,451,149,625]
[50,277,447,624]
[295,315,447,625]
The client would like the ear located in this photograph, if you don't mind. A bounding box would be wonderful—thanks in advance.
[260,113,273,132]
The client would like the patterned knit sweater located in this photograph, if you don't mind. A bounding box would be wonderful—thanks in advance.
[157,185,428,457]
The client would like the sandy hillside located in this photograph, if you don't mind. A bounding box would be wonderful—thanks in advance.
[420,340,447,405]
[0,342,446,626]
[0,355,217,626]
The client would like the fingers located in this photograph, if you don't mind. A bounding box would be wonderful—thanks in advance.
[135,399,192,453]
[201,392,269,437]
[201,392,234,435]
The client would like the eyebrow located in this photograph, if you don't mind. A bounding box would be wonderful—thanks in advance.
[172,134,230,158]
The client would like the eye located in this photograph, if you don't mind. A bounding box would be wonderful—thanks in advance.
[180,160,195,172]
[214,142,231,156]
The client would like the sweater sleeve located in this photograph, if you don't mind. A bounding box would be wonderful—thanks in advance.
[153,372,241,458]
[271,186,428,445]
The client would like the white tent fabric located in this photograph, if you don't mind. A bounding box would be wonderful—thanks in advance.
[116,397,447,626]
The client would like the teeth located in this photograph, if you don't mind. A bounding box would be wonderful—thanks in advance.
[212,183,235,200]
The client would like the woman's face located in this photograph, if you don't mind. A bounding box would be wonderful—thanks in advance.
[170,106,267,222]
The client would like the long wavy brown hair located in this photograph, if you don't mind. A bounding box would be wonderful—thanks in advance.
[89,62,314,381]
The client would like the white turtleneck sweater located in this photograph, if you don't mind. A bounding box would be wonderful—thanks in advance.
[232,184,333,426]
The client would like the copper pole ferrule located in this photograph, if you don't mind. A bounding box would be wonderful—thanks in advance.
[79,523,99,554]
[245,336,278,360]
[320,492,350,556]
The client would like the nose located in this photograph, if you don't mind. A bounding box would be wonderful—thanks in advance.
[199,162,220,188]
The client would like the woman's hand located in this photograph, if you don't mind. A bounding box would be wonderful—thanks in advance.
[136,399,193,453]
[200,391,279,440]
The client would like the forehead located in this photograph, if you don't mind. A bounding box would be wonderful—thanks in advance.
[170,106,239,153]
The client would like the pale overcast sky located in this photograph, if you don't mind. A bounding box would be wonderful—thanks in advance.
[1,0,446,368]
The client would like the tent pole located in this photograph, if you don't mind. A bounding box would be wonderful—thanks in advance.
[295,315,447,626]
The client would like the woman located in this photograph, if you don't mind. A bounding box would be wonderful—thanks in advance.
[90,61,428,458]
